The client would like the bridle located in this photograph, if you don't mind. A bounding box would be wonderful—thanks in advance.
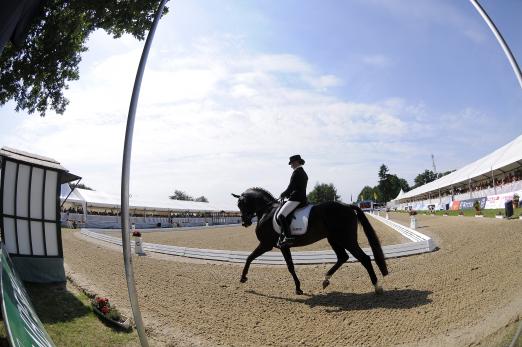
[239,194,279,226]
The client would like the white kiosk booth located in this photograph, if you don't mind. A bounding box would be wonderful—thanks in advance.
[0,147,80,282]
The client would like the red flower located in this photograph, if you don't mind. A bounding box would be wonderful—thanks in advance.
[101,306,109,314]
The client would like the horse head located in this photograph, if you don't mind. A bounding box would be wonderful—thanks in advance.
[231,188,277,227]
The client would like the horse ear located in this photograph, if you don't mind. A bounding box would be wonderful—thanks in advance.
[231,193,240,198]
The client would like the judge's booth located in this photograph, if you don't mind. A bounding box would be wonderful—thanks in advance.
[0,147,80,282]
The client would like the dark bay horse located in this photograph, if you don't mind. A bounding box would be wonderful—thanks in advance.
[231,187,388,295]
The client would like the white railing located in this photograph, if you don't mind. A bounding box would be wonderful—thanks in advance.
[80,213,437,264]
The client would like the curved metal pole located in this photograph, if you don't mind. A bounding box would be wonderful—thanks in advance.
[469,0,522,90]
[121,1,168,346]
[471,2,522,345]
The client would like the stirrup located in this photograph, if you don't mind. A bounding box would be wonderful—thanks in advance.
[277,235,294,248]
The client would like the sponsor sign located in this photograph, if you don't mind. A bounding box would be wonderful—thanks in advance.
[459,197,487,210]
[485,190,522,209]
[1,245,55,347]
[451,200,461,210]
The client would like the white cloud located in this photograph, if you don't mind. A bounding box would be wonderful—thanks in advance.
[2,33,489,205]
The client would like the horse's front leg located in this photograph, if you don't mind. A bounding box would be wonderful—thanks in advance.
[241,243,272,283]
[280,247,303,295]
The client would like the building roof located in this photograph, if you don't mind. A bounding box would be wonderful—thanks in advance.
[0,147,81,183]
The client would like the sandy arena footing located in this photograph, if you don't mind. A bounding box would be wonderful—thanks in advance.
[63,213,522,346]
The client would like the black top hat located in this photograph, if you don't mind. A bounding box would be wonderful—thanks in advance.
[288,154,305,165]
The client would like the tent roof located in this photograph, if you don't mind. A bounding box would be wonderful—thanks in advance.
[398,133,522,201]
[61,187,239,212]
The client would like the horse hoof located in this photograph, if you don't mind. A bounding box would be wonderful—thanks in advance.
[296,289,303,295]
[240,276,248,283]
[374,285,384,295]
[322,279,330,289]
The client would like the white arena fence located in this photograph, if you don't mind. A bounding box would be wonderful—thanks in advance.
[80,212,437,265]
[61,213,241,229]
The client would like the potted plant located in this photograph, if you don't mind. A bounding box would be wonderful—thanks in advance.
[513,193,520,208]
[473,201,483,217]
[92,296,131,331]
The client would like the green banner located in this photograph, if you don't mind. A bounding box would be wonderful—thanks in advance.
[1,245,55,347]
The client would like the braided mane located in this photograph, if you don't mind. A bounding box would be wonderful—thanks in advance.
[249,187,277,202]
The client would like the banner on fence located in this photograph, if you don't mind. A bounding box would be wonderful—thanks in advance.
[459,197,487,210]
[1,245,55,347]
[485,190,522,209]
[451,200,461,210]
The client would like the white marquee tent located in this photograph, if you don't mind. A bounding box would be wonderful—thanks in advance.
[60,185,239,213]
[395,133,522,201]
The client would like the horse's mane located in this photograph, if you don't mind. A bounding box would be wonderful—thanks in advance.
[248,187,277,202]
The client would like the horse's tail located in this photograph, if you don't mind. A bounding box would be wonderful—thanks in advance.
[352,205,388,276]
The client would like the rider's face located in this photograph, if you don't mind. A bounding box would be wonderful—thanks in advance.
[290,161,299,169]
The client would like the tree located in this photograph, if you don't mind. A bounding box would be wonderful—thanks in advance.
[411,169,454,189]
[358,186,379,201]
[194,196,209,203]
[412,169,438,189]
[357,164,411,203]
[307,183,341,204]
[387,174,410,199]
[438,170,455,178]
[377,164,392,203]
[378,164,389,182]
[169,190,193,201]
[0,1,168,116]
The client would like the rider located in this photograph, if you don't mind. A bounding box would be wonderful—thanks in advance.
[277,154,308,248]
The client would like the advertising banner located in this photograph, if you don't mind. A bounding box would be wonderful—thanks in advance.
[485,190,522,209]
[451,200,461,210]
[459,197,487,210]
[1,245,55,347]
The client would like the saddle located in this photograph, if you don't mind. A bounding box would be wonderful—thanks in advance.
[272,202,313,236]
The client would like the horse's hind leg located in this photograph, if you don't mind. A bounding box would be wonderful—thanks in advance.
[346,243,383,294]
[322,242,349,289]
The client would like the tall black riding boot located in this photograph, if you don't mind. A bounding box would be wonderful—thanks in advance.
[277,215,294,248]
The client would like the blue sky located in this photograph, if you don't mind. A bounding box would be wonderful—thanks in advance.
[0,0,521,206]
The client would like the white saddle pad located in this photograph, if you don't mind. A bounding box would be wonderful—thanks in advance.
[273,204,313,236]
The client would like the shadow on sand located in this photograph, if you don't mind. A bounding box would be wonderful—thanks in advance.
[246,288,432,312]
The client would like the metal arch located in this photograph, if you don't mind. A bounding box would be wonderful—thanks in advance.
[120,0,169,346]
[469,0,522,90]
[470,2,522,345]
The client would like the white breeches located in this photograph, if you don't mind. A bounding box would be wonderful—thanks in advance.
[277,201,300,219]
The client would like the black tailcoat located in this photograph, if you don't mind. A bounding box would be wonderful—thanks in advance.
[281,166,308,202]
